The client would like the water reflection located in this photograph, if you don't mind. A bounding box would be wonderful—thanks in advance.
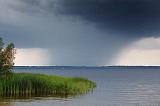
[11,66,160,106]
[0,99,11,106]
[0,96,78,106]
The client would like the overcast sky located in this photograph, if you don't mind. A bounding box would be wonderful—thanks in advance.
[1,0,160,66]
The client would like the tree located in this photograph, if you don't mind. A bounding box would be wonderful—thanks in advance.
[0,37,16,74]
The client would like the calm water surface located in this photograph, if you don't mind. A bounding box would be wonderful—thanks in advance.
[1,66,160,106]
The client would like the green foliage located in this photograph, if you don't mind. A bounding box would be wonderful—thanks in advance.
[0,73,96,98]
[0,37,16,74]
[0,37,96,98]
[0,37,4,51]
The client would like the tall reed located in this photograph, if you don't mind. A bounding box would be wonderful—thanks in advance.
[0,73,96,98]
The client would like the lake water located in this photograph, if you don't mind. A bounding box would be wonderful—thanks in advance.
[1,66,160,106]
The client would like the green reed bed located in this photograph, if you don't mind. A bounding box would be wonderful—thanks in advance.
[0,73,96,97]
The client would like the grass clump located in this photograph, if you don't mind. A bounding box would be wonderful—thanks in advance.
[0,73,96,98]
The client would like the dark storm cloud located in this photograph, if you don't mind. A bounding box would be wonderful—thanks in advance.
[11,0,57,15]
[2,0,160,65]
[16,0,160,37]
[56,0,160,37]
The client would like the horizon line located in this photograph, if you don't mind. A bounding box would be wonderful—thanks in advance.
[14,65,160,67]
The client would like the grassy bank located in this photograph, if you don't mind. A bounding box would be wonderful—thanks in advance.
[0,73,96,98]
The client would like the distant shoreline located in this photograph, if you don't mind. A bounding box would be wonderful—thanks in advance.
[13,66,160,69]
